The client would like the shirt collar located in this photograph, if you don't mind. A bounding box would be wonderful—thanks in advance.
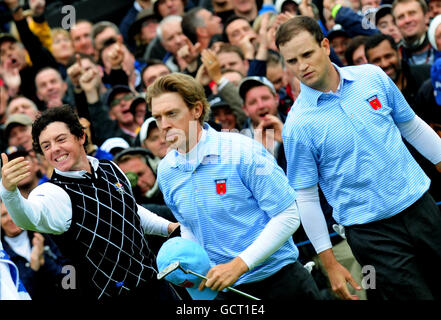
[53,156,99,179]
[299,63,356,107]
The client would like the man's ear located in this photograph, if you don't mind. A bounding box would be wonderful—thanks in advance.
[192,101,203,120]
[108,109,116,120]
[321,37,331,56]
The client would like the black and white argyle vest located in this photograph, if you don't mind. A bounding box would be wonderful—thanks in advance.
[50,160,156,299]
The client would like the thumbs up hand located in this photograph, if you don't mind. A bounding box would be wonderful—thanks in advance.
[1,153,31,191]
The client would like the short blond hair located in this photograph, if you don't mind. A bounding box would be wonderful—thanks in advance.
[51,28,70,40]
[146,73,210,125]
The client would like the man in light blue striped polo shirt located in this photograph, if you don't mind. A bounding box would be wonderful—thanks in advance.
[147,73,321,300]
[277,16,441,300]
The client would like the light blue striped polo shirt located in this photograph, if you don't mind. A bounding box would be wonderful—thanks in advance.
[283,63,430,226]
[158,124,298,286]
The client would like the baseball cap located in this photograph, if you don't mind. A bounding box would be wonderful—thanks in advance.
[5,145,29,161]
[428,14,441,51]
[238,76,276,101]
[129,95,147,117]
[208,95,230,110]
[139,117,158,143]
[105,85,134,108]
[327,24,349,42]
[100,137,130,155]
[4,114,33,139]
[432,58,441,106]
[156,237,218,300]
[128,8,161,42]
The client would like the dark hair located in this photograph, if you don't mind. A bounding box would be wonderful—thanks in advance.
[141,59,171,79]
[182,7,205,44]
[344,35,368,65]
[275,16,324,49]
[32,105,88,154]
[222,15,249,42]
[364,33,397,61]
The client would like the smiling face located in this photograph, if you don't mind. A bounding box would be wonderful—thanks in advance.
[38,121,89,172]
[35,69,68,106]
[70,21,95,56]
[243,86,278,127]
[366,39,401,82]
[393,0,428,41]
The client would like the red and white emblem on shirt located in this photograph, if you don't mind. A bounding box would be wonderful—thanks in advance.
[367,95,382,110]
[215,179,227,195]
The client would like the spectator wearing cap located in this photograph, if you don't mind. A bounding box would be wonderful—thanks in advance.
[113,147,175,222]
[138,117,169,166]
[428,13,441,60]
[118,0,159,54]
[239,76,287,171]
[130,95,149,126]
[100,137,131,157]
[365,33,431,109]
[392,0,435,65]
[208,94,240,130]
[127,8,161,60]
[4,113,33,153]
[327,24,350,65]
[375,4,403,44]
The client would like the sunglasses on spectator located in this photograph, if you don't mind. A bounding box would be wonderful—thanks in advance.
[110,93,134,107]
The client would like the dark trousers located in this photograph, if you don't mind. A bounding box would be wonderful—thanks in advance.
[346,192,441,300]
[215,261,322,301]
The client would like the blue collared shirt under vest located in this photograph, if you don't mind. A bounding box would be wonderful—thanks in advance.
[158,124,298,286]
[283,63,430,227]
